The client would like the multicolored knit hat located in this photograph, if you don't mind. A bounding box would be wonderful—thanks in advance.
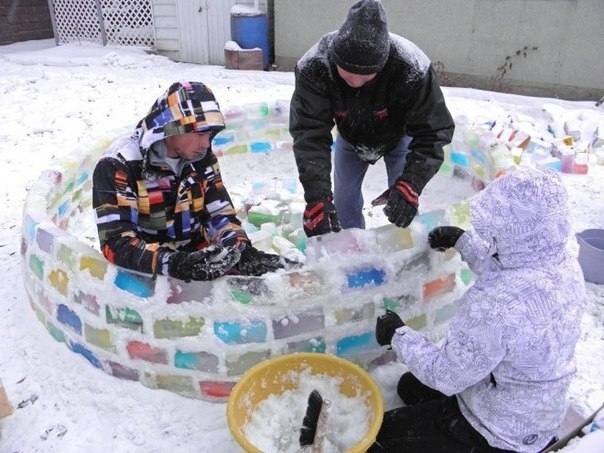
[137,81,226,152]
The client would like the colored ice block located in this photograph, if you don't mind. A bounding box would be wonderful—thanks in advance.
[80,255,108,280]
[249,141,273,153]
[272,309,325,339]
[28,254,44,280]
[126,341,168,364]
[153,317,204,338]
[70,341,103,369]
[336,331,375,357]
[84,324,115,351]
[373,224,413,253]
[114,269,155,298]
[287,337,326,354]
[226,350,270,376]
[199,380,236,400]
[36,225,58,253]
[334,302,375,324]
[174,351,219,373]
[152,373,198,398]
[434,301,461,324]
[108,361,139,381]
[346,266,386,289]
[214,319,267,344]
[23,213,38,243]
[423,274,456,302]
[48,269,69,295]
[227,276,270,304]
[57,304,82,335]
[450,151,470,168]
[105,306,143,330]
[212,134,235,146]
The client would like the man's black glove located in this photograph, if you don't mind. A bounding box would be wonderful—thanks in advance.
[236,245,288,277]
[167,245,241,282]
[428,226,465,252]
[303,198,342,238]
[375,309,406,347]
[370,188,391,207]
[383,179,419,228]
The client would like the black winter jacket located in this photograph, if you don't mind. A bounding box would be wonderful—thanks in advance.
[289,32,455,203]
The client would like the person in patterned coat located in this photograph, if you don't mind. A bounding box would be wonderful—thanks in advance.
[92,81,289,282]
[373,166,586,452]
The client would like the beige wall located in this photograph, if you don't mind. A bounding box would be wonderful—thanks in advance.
[274,0,603,100]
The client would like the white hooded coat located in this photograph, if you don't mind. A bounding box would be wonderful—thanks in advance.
[391,166,586,452]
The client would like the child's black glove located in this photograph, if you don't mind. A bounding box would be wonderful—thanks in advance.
[375,309,405,347]
[428,226,465,252]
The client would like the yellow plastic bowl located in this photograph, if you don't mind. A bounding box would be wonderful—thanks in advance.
[226,352,384,453]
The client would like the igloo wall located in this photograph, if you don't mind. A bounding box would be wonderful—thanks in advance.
[21,100,485,402]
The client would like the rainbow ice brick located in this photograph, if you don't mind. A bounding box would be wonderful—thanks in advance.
[114,269,156,298]
[175,350,220,373]
[249,140,273,153]
[373,223,414,253]
[335,331,376,361]
[449,146,471,169]
[247,202,285,227]
[345,266,386,290]
[272,307,325,339]
[486,142,516,178]
[226,276,271,304]
[305,228,376,263]
[214,319,268,344]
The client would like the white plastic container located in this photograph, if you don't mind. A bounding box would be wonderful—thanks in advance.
[576,229,604,284]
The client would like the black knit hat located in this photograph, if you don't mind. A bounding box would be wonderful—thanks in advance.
[332,0,390,74]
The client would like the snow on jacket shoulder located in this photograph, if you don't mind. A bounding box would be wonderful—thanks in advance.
[289,32,455,202]
[391,167,586,452]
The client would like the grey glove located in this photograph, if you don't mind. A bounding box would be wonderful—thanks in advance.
[167,245,241,282]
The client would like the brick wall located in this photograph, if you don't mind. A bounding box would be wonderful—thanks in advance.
[0,0,54,46]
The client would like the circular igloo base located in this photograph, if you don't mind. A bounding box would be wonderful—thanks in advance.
[21,101,502,401]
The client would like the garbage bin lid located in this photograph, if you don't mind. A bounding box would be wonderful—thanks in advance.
[231,5,264,17]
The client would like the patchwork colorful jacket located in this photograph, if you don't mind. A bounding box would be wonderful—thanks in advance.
[92,81,249,276]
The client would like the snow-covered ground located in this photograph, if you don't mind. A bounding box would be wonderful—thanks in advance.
[0,40,602,452]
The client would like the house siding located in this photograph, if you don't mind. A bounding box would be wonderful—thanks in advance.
[0,0,54,45]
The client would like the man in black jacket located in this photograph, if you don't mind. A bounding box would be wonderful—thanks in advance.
[289,0,455,237]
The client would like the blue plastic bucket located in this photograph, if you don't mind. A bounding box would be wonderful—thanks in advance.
[230,11,270,69]
[576,229,604,284]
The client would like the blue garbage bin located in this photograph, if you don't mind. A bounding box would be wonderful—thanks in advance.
[230,7,270,70]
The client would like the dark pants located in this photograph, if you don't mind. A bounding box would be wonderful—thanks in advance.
[367,372,516,453]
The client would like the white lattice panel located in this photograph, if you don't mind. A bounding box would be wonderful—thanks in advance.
[101,0,155,47]
[52,0,103,45]
[51,0,155,48]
